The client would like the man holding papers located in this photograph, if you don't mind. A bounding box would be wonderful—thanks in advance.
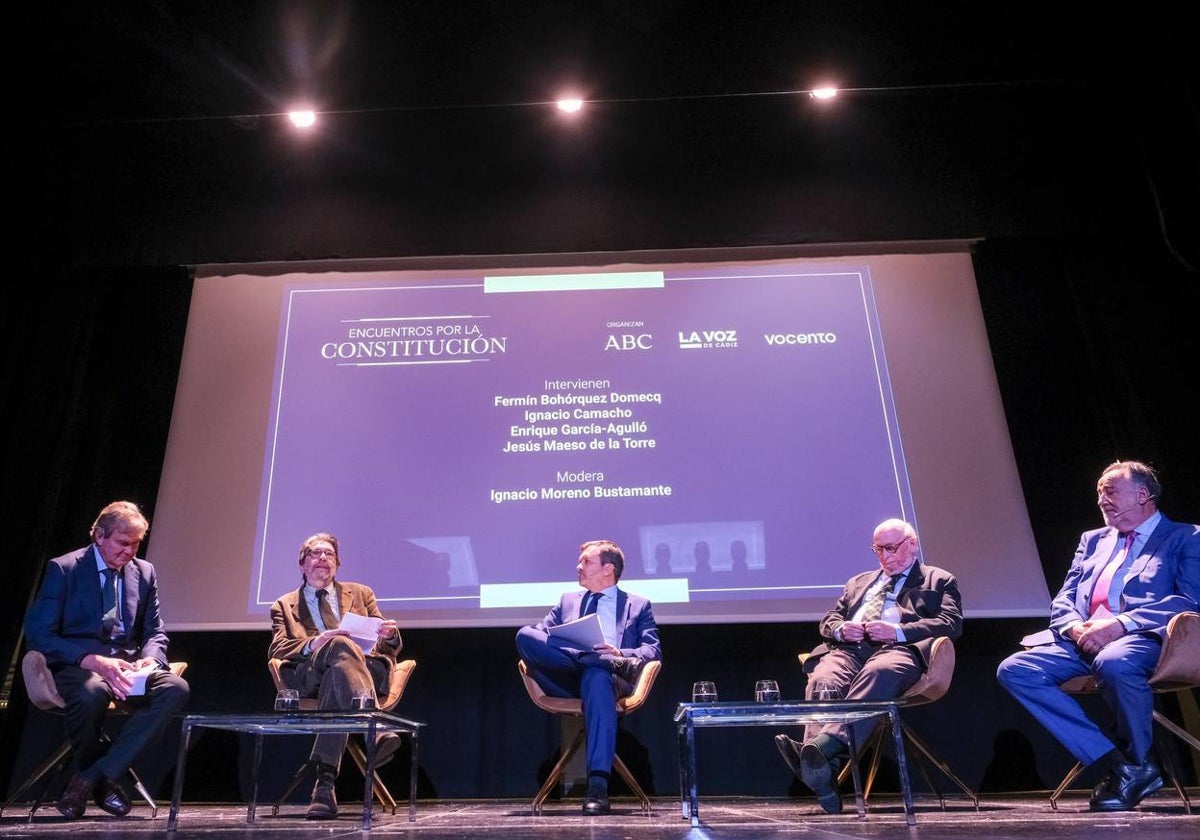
[25,501,190,820]
[516,539,661,816]
[268,532,404,820]
[997,460,1200,812]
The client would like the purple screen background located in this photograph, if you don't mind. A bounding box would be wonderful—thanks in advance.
[249,263,914,617]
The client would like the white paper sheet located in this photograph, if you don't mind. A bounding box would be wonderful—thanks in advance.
[338,612,384,654]
[547,613,605,649]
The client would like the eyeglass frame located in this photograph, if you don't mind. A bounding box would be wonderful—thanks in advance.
[870,537,913,556]
[304,547,337,559]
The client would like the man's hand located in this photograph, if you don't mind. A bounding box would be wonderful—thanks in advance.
[839,621,866,642]
[310,628,349,653]
[81,653,136,700]
[376,619,400,642]
[1075,617,1125,655]
[863,621,899,643]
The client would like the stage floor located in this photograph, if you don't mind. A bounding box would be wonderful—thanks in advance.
[1,793,1197,839]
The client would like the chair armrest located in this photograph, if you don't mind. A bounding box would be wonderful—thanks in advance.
[381,659,416,710]
[22,650,65,710]
[618,660,661,713]
[1149,611,1200,689]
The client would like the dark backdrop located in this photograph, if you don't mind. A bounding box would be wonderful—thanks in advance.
[3,3,1197,803]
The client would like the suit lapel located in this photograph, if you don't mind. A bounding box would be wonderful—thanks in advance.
[1126,517,1168,581]
[120,561,139,630]
[79,546,104,620]
[295,586,318,632]
[335,581,351,622]
[614,588,629,643]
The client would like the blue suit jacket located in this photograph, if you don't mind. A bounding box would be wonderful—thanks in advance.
[1048,514,1200,640]
[534,587,662,663]
[24,545,171,668]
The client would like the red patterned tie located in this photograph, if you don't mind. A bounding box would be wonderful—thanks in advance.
[1089,531,1135,617]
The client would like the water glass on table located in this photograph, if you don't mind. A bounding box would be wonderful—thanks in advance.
[754,679,781,703]
[274,689,300,711]
[691,681,718,703]
[351,689,377,710]
[809,680,842,701]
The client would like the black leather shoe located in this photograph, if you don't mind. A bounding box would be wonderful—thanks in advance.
[799,741,843,815]
[1089,759,1164,812]
[582,790,611,815]
[56,773,96,820]
[774,733,804,778]
[94,777,132,817]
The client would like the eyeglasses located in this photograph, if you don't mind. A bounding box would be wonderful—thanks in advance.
[305,548,336,559]
[870,538,912,556]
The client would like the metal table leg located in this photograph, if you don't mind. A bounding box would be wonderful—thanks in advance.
[166,718,193,831]
[888,705,916,826]
[408,729,419,822]
[362,717,376,831]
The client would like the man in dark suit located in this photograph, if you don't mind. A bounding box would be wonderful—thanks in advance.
[997,460,1200,812]
[775,518,962,814]
[516,539,662,815]
[268,532,404,820]
[24,500,191,820]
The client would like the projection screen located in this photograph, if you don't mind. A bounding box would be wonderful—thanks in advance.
[151,246,1049,629]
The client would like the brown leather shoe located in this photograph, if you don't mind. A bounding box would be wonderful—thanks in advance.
[94,777,132,817]
[306,763,338,820]
[373,732,403,769]
[56,773,96,820]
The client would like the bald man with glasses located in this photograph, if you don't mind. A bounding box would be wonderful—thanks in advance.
[774,518,963,814]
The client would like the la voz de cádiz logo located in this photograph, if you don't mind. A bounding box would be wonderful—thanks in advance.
[677,328,738,350]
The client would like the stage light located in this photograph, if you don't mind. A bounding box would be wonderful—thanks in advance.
[288,109,317,128]
[556,98,584,113]
[810,87,838,100]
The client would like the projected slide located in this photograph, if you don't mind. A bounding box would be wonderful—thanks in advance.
[249,263,913,615]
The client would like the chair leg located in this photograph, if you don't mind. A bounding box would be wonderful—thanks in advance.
[612,755,651,815]
[837,722,886,801]
[346,738,398,814]
[532,728,586,814]
[1,740,72,820]
[1152,711,1195,815]
[272,757,319,817]
[125,764,159,818]
[1049,760,1085,811]
[900,722,979,808]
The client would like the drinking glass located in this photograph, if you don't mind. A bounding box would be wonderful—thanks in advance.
[351,689,377,710]
[754,679,781,703]
[691,681,718,703]
[274,689,300,711]
[809,680,842,701]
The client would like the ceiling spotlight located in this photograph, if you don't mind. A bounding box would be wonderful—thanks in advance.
[556,98,584,113]
[810,87,838,100]
[288,110,317,128]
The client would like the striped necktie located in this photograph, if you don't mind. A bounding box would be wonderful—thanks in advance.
[861,574,901,621]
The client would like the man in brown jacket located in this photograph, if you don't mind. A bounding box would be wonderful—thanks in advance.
[268,532,403,820]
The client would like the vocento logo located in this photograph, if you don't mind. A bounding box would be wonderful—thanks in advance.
[677,328,738,350]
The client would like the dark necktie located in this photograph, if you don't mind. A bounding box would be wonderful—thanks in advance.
[583,592,600,616]
[101,568,119,637]
[861,574,901,622]
[316,588,338,630]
